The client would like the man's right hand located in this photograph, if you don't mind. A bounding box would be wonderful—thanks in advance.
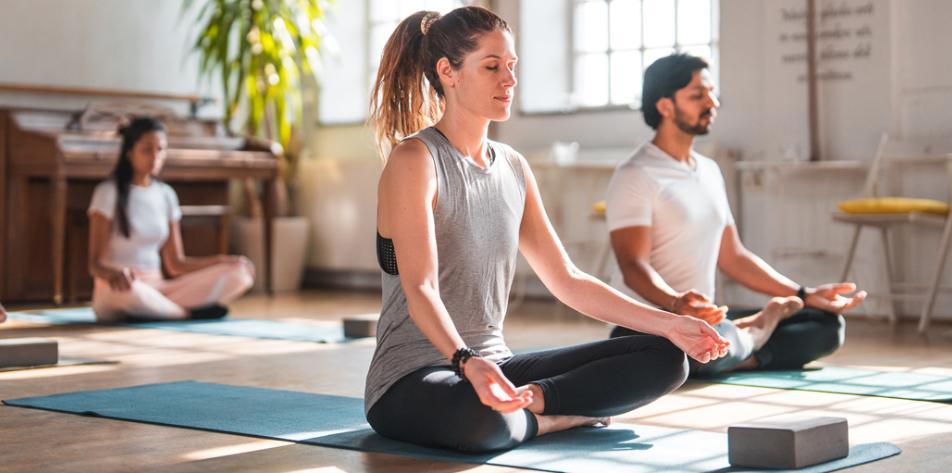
[462,356,533,413]
[670,290,727,325]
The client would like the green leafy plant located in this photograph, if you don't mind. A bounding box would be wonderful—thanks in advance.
[183,0,331,214]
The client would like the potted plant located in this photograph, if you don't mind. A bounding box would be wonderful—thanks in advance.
[183,0,331,291]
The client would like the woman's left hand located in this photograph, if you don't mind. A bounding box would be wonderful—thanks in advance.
[666,315,731,363]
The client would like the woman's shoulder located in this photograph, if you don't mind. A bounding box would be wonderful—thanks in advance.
[88,179,118,216]
[393,134,431,154]
[153,180,180,204]
[93,178,117,191]
[92,179,118,198]
[488,139,528,174]
[153,179,177,192]
[386,137,435,172]
[489,140,523,160]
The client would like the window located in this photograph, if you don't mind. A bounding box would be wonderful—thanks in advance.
[319,0,463,124]
[368,0,463,93]
[519,0,718,113]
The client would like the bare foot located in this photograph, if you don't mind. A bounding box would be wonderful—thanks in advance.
[535,414,611,436]
[773,296,804,320]
[517,385,612,436]
[519,384,545,415]
[734,297,803,350]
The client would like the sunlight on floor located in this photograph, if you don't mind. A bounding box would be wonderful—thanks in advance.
[182,439,290,461]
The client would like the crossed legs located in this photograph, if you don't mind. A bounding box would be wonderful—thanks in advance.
[91,260,254,322]
[367,334,688,453]
[611,296,843,375]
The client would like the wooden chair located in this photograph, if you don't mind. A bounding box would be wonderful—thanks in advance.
[833,133,952,332]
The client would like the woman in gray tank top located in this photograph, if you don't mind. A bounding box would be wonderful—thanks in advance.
[365,6,731,454]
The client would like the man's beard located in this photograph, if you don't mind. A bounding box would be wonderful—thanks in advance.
[674,106,712,135]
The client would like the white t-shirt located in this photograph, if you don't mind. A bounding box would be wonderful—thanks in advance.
[605,142,734,305]
[87,179,182,272]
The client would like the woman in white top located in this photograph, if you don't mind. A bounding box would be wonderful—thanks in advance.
[87,117,254,322]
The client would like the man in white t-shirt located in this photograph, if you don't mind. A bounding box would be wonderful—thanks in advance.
[607,54,866,374]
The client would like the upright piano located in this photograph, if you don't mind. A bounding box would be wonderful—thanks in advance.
[0,102,279,304]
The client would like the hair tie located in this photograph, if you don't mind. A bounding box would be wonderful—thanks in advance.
[420,12,439,36]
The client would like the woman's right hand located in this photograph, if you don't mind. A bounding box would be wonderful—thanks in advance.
[667,315,731,363]
[106,267,136,292]
[462,357,533,413]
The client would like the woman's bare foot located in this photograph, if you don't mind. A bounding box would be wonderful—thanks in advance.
[734,296,804,350]
[519,384,545,415]
[518,384,611,436]
[535,414,611,436]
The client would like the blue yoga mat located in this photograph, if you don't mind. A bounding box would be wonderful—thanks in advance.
[700,366,952,402]
[3,381,900,473]
[9,308,349,343]
[9,307,98,324]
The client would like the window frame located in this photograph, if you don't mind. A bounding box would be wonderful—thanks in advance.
[317,0,468,126]
[519,0,719,116]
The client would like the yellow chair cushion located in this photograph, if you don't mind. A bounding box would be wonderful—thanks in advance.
[592,200,607,217]
[837,197,950,215]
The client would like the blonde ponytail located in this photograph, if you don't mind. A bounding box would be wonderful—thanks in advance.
[367,6,510,161]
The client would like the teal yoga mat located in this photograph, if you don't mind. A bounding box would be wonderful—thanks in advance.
[3,381,900,473]
[9,308,349,343]
[699,366,952,402]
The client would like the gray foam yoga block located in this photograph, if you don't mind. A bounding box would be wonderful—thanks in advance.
[343,315,378,338]
[0,337,59,368]
[728,416,849,469]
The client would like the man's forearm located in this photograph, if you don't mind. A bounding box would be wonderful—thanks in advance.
[620,260,680,309]
[722,251,799,297]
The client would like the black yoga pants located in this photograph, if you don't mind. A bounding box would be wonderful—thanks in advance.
[610,307,845,374]
[366,334,689,453]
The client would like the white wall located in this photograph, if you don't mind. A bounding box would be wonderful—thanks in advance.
[0,0,219,116]
[894,0,952,139]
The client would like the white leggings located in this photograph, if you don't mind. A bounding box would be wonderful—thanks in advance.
[92,261,254,322]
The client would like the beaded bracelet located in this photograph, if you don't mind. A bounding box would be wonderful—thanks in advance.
[452,347,480,377]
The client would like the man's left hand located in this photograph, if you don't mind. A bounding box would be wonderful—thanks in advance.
[803,283,867,314]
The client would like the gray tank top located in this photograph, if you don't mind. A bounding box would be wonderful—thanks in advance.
[364,127,527,413]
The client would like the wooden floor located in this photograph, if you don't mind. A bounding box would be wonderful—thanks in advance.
[3,289,952,472]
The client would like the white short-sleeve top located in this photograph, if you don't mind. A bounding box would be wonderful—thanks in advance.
[605,142,734,304]
[87,179,182,272]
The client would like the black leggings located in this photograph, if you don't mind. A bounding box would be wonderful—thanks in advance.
[610,307,845,374]
[367,334,688,453]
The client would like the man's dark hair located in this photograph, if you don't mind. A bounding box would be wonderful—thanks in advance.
[641,53,709,130]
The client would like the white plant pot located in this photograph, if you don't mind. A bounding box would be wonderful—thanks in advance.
[232,216,310,293]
